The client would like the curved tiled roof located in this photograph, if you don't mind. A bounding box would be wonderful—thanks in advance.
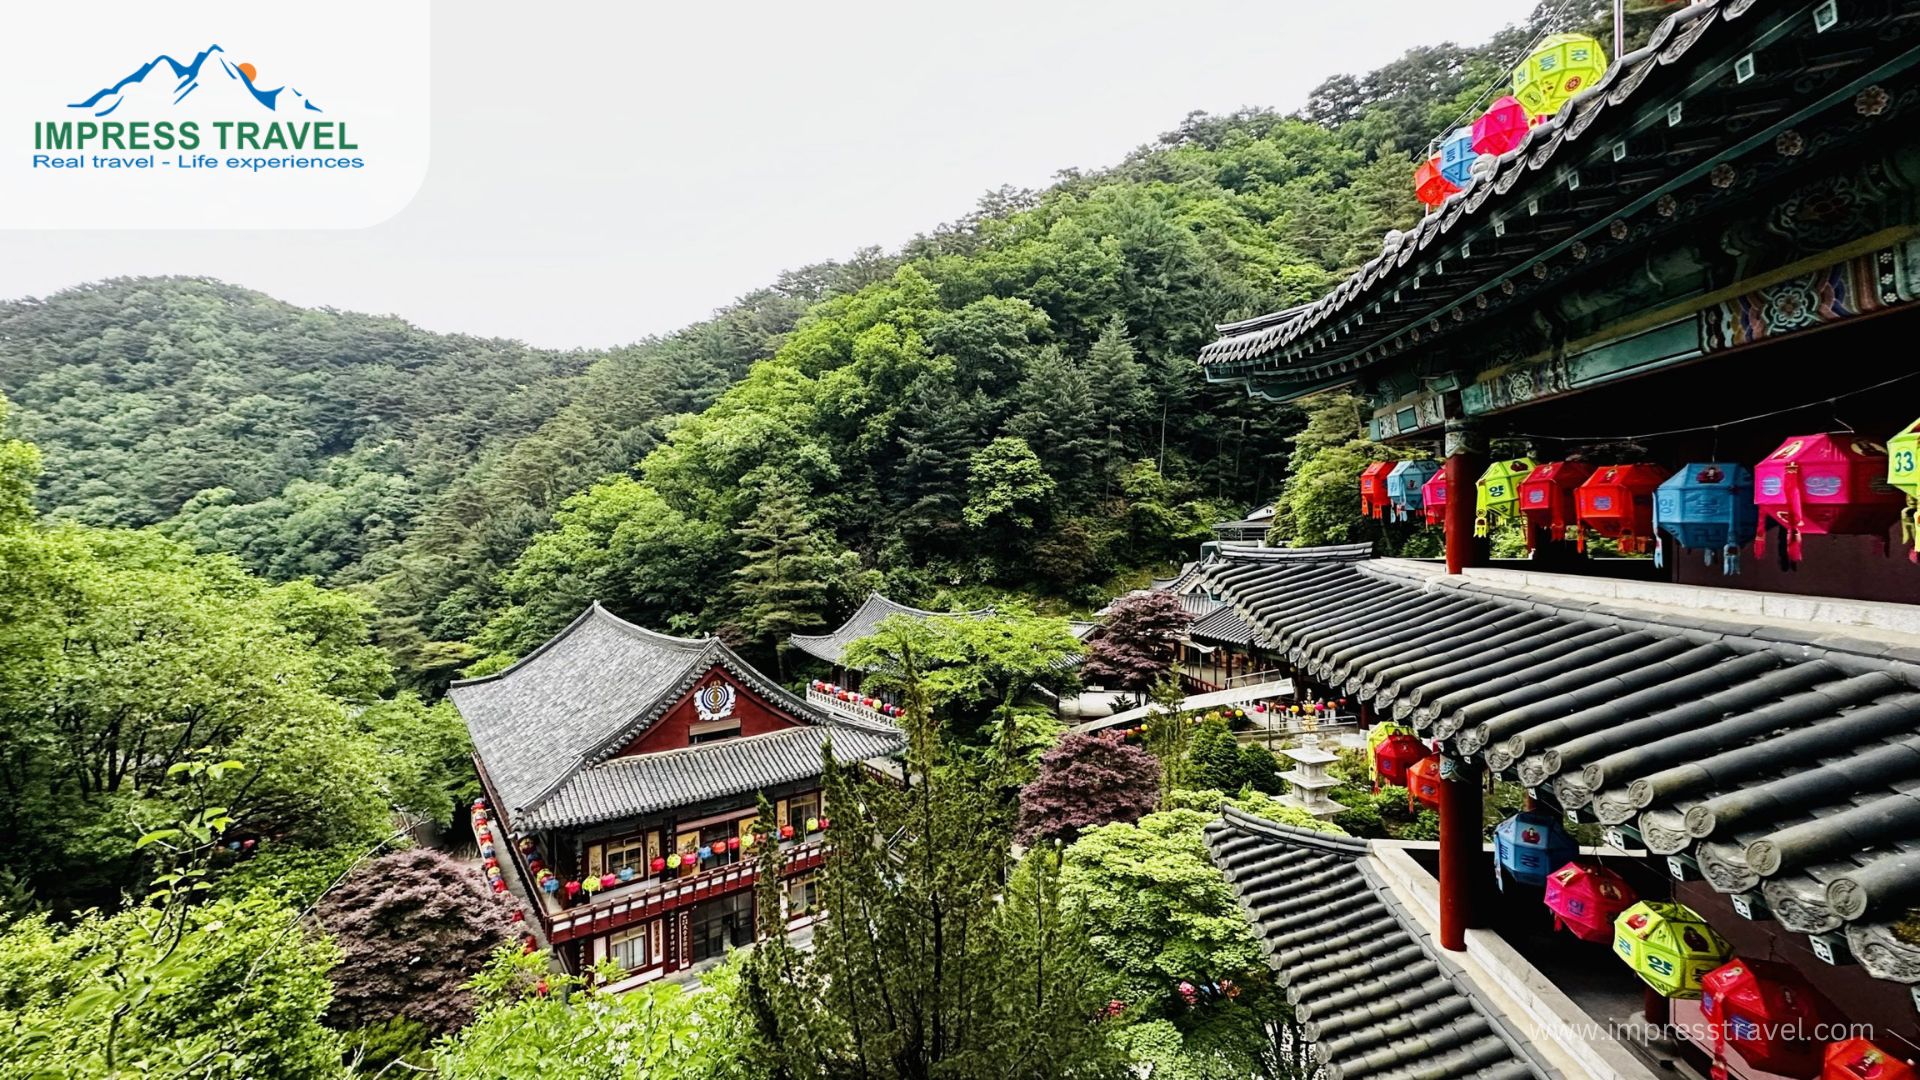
[1196,0,1920,394]
[788,592,994,667]
[1207,807,1557,1080]
[449,603,903,829]
[1200,551,1920,985]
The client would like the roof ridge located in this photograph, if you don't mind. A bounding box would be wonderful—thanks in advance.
[447,601,707,689]
[1218,804,1368,856]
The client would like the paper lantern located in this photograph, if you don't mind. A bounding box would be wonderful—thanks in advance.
[1421,468,1450,526]
[819,816,831,830]
[780,824,795,840]
[1518,461,1594,549]
[1824,1039,1918,1080]
[1358,461,1395,519]
[1754,434,1900,564]
[1612,900,1730,998]
[1493,811,1578,888]
[806,817,820,832]
[1368,723,1424,784]
[1512,33,1608,117]
[1414,156,1458,209]
[1438,126,1476,187]
[1406,754,1443,812]
[617,866,636,883]
[727,836,740,852]
[650,856,666,873]
[1543,861,1636,943]
[581,875,601,894]
[1575,464,1669,554]
[1473,95,1532,157]
[1654,463,1757,574]
[1889,418,1920,561]
[741,833,756,850]
[1701,958,1828,1078]
[542,877,560,894]
[1386,460,1441,522]
[1474,458,1536,536]
[666,853,682,869]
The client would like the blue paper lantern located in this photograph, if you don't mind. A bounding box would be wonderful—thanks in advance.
[1386,461,1442,522]
[1439,126,1477,187]
[1653,463,1757,574]
[617,866,635,882]
[698,845,712,860]
[1494,811,1578,889]
[541,877,560,894]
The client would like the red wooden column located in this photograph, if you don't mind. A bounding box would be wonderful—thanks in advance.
[1442,425,1487,575]
[1437,754,1483,952]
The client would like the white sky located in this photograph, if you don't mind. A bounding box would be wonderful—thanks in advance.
[0,1,1541,349]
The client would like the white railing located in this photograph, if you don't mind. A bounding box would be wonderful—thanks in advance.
[807,686,891,722]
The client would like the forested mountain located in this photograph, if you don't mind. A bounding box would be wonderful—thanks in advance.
[0,2,1644,688]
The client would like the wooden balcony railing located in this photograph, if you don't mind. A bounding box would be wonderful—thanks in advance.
[545,839,827,944]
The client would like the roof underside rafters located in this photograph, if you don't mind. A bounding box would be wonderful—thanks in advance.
[1199,0,1920,400]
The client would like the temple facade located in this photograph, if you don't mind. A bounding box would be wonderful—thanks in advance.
[450,603,902,988]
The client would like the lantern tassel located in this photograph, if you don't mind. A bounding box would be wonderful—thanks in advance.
[1722,544,1739,576]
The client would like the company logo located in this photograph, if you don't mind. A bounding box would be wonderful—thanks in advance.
[72,43,321,117]
[35,42,359,164]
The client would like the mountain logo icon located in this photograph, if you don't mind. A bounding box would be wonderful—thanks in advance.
[70,44,322,117]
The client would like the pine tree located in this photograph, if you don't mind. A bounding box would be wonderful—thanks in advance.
[1082,316,1149,491]
[1007,346,1102,503]
[728,480,847,676]
[893,380,986,553]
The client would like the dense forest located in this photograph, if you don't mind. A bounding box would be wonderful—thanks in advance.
[0,5,1668,1076]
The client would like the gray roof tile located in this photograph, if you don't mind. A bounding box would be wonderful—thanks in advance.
[787,593,994,667]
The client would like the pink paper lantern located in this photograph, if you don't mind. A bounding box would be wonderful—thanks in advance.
[1543,861,1637,943]
[1472,95,1532,157]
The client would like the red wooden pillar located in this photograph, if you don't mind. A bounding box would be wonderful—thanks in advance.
[1437,754,1483,952]
[1443,426,1487,575]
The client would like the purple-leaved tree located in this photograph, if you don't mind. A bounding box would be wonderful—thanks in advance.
[1081,591,1192,697]
[1017,731,1161,844]
[312,847,513,1035]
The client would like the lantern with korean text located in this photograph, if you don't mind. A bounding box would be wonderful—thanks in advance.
[1406,754,1443,812]
[1543,861,1637,943]
[1475,458,1536,536]
[1473,95,1533,156]
[1414,156,1458,209]
[1438,126,1477,187]
[1513,34,1608,117]
[1576,463,1669,554]
[1701,957,1828,1079]
[1613,900,1730,998]
[1386,460,1441,522]
[1359,461,1395,519]
[1494,811,1578,888]
[1824,1039,1918,1080]
[1421,469,1449,526]
[1754,434,1900,565]
[1518,461,1594,549]
[1654,463,1757,574]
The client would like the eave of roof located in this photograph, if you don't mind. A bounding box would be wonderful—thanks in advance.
[787,592,995,667]
[1197,0,1920,395]
[1198,549,1920,984]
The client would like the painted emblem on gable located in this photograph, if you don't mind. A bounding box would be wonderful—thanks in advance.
[694,681,737,723]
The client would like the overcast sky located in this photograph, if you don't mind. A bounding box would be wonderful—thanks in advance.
[1,1,1541,349]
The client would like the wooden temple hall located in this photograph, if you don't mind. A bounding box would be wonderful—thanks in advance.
[1192,4,1920,1079]
[449,604,902,987]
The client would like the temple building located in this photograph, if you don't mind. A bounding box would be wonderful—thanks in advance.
[789,592,992,721]
[1192,2,1920,1075]
[450,603,903,988]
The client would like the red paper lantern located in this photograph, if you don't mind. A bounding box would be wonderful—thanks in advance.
[819,816,830,830]
[1359,461,1396,519]
[1421,469,1449,526]
[1755,434,1901,564]
[1406,755,1443,812]
[651,856,666,873]
[1824,1038,1917,1080]
[780,824,795,840]
[1543,861,1637,943]
[599,873,617,889]
[1414,156,1458,209]
[1576,464,1671,554]
[1371,732,1433,790]
[727,836,740,852]
[1702,958,1828,1078]
[1472,95,1533,157]
[1518,461,1594,549]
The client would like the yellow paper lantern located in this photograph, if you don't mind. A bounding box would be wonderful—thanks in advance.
[1512,34,1608,117]
[1475,458,1536,536]
[1612,900,1729,998]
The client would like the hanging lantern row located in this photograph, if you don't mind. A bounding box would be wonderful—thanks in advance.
[811,681,905,718]
[471,799,509,896]
[1366,424,1920,572]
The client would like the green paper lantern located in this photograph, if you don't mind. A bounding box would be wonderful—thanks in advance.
[1613,900,1729,998]
[1475,459,1536,536]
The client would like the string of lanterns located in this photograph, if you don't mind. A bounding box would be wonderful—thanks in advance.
[470,799,539,956]
[1364,423,1920,573]
[810,680,904,719]
[1414,36,1606,208]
